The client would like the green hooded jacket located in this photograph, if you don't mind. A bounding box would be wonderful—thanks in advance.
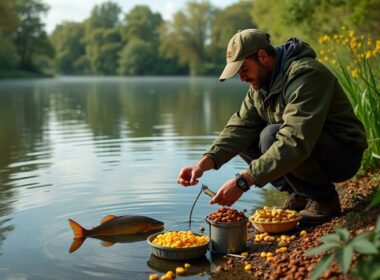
[205,40,367,187]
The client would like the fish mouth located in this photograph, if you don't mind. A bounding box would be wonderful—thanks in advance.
[152,223,164,230]
[151,221,164,231]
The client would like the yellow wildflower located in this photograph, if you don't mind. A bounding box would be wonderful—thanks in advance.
[351,69,358,78]
[320,35,330,44]
[349,30,354,37]
[376,40,380,51]
[350,38,358,50]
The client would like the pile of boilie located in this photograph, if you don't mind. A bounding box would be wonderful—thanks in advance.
[207,206,247,223]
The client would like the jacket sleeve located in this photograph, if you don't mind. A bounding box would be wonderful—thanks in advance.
[204,88,266,169]
[248,66,335,186]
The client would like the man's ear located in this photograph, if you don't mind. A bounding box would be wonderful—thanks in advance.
[257,49,268,63]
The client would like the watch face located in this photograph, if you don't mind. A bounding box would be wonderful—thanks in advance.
[235,173,248,191]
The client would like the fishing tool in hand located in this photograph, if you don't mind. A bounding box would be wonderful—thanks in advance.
[188,184,216,225]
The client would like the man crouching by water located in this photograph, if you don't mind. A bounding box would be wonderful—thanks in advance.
[177,29,367,225]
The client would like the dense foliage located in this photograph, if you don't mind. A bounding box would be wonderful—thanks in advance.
[1,0,380,77]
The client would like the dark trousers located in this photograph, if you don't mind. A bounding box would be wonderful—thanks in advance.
[240,124,364,200]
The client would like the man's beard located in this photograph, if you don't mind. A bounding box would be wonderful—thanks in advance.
[250,61,272,90]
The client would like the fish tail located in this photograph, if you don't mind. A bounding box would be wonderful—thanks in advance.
[68,219,87,238]
[69,237,85,253]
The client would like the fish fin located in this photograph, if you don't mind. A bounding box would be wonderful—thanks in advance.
[69,237,85,253]
[100,215,118,224]
[101,241,115,247]
[68,219,86,238]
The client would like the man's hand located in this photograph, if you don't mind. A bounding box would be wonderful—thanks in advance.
[177,156,215,187]
[177,166,203,186]
[210,178,244,207]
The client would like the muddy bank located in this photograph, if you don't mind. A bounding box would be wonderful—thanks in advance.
[209,170,380,280]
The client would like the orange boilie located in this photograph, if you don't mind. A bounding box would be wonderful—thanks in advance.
[207,206,246,223]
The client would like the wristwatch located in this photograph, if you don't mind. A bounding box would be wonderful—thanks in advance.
[235,173,250,192]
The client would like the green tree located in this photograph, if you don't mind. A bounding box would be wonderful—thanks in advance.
[159,0,215,75]
[0,36,18,71]
[252,0,301,45]
[252,0,380,46]
[0,0,19,34]
[118,5,168,75]
[283,0,380,41]
[86,28,122,75]
[0,0,19,72]
[122,5,163,43]
[211,1,256,50]
[208,0,256,73]
[87,1,122,29]
[84,2,123,75]
[11,0,54,71]
[118,39,155,75]
[50,22,87,74]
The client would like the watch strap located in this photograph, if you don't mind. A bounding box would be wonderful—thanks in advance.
[235,173,250,192]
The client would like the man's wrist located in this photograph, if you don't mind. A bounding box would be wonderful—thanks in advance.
[194,155,215,172]
[240,172,254,186]
[235,173,250,192]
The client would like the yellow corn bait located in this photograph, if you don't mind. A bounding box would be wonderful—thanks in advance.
[152,231,209,248]
[175,267,185,274]
[250,206,300,223]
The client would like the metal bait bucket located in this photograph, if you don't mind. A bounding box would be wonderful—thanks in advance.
[206,218,247,254]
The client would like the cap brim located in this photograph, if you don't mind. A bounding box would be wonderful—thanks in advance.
[219,60,244,82]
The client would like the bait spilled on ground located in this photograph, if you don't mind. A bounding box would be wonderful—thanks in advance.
[68,215,164,253]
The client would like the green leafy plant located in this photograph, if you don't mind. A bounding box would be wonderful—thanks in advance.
[353,216,380,280]
[318,29,380,169]
[304,216,380,280]
[366,189,380,211]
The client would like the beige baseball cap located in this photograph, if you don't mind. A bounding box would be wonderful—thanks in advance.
[219,29,271,81]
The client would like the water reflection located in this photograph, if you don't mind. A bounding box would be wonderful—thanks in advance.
[0,218,14,256]
[0,77,266,279]
[69,229,163,254]
[147,254,211,275]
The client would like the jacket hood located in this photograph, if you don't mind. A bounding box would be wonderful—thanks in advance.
[279,38,316,67]
[267,38,316,92]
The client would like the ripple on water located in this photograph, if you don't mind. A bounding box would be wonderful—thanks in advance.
[2,134,266,280]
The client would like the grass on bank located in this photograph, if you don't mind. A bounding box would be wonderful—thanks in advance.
[318,27,380,169]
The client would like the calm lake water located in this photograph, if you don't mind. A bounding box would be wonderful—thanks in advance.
[0,77,274,280]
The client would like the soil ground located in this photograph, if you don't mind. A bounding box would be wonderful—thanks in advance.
[209,170,380,280]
